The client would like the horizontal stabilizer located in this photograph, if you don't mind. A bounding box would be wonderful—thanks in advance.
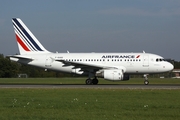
[8,55,34,60]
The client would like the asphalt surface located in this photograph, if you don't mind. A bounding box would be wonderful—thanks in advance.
[0,84,179,89]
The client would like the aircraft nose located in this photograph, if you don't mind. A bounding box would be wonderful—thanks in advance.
[166,62,174,71]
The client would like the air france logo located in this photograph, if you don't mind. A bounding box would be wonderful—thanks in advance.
[102,55,140,59]
[136,55,140,58]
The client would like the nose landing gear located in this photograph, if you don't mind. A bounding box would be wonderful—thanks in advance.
[144,74,149,85]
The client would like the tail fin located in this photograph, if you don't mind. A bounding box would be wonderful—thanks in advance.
[12,18,50,55]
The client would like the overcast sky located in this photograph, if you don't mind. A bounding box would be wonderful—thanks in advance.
[1,0,180,60]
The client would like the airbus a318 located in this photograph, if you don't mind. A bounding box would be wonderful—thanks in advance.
[9,18,174,85]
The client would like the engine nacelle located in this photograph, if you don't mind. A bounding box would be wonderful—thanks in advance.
[96,69,130,81]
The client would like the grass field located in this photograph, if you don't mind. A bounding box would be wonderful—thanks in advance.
[0,78,180,120]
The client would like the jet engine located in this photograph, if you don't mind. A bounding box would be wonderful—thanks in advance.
[96,69,130,81]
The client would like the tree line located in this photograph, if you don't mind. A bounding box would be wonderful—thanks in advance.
[0,54,178,78]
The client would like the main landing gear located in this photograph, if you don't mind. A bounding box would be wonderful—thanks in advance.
[144,74,149,85]
[86,77,99,85]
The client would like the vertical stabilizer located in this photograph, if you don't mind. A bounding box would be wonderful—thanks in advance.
[12,18,50,55]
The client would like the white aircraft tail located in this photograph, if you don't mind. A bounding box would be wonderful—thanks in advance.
[12,18,50,55]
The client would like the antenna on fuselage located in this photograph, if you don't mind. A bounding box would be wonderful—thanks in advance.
[143,50,145,53]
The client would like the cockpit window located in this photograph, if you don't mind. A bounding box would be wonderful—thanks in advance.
[156,58,165,62]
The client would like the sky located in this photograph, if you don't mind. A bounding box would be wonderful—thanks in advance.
[1,0,180,60]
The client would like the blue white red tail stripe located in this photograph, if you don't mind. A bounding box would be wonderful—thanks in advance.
[13,22,35,51]
[12,18,43,51]
[12,18,49,54]
[15,34,30,51]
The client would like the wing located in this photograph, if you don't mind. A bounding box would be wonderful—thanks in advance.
[55,59,117,72]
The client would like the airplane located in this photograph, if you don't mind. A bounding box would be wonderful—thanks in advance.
[9,18,174,85]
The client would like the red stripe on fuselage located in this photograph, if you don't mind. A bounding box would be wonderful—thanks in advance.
[15,34,30,51]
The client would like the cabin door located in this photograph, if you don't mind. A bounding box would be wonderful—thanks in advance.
[45,56,52,68]
[143,55,149,67]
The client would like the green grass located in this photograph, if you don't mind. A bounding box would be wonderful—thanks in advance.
[0,89,180,120]
[0,77,180,85]
[0,78,180,119]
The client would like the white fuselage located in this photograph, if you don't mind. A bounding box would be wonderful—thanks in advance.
[11,52,174,75]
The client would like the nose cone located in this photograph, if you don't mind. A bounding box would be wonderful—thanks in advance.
[166,62,174,71]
